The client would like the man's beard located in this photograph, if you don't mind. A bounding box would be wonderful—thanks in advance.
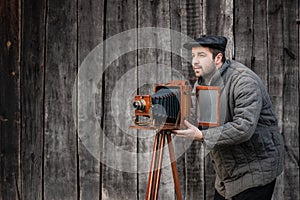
[197,62,217,84]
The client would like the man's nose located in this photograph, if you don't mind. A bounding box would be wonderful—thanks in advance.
[192,57,199,65]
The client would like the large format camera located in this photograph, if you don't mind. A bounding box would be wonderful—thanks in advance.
[131,80,191,130]
[131,80,221,130]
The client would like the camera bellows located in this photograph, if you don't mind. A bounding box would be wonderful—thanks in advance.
[131,80,191,130]
[152,87,180,123]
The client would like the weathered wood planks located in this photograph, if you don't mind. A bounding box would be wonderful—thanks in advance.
[77,0,104,199]
[280,0,299,199]
[0,0,299,200]
[0,0,21,199]
[20,0,46,199]
[102,0,138,199]
[43,0,78,199]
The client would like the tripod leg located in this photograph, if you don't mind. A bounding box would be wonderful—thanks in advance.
[152,132,166,200]
[145,132,182,200]
[145,133,160,200]
[167,134,183,200]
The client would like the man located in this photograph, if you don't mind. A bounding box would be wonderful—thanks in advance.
[173,35,284,200]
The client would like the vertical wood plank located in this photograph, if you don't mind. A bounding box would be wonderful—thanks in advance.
[0,0,21,199]
[77,0,104,199]
[44,0,78,199]
[137,1,173,199]
[234,0,254,66]
[0,1,297,200]
[184,0,204,39]
[276,0,300,199]
[204,0,234,199]
[252,0,268,85]
[267,0,284,134]
[20,0,46,199]
[185,141,204,200]
[101,0,138,199]
[170,0,183,74]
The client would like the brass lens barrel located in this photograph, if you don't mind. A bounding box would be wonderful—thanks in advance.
[133,99,146,111]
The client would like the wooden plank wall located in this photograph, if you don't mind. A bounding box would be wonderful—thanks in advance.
[21,0,45,199]
[77,0,103,199]
[0,0,21,199]
[0,0,299,199]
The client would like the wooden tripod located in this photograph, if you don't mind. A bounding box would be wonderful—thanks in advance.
[145,130,182,200]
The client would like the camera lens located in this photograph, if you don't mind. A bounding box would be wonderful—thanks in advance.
[133,100,146,111]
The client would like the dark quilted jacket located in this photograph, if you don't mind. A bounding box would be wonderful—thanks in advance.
[197,60,284,199]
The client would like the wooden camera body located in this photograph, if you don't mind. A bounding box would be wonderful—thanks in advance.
[131,80,191,130]
[131,80,221,130]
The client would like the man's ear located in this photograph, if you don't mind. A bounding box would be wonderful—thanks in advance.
[214,53,223,65]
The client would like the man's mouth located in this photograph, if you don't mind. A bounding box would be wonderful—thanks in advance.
[194,66,201,70]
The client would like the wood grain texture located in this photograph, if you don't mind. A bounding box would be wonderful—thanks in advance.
[234,0,254,67]
[267,0,284,133]
[43,0,78,199]
[101,0,138,199]
[0,0,21,199]
[0,1,298,200]
[252,0,268,85]
[184,0,204,39]
[278,0,299,199]
[77,0,104,199]
[20,0,46,199]
[269,1,285,199]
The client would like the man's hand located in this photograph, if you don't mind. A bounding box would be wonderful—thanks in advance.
[172,120,204,141]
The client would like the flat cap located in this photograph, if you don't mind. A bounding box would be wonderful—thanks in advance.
[183,35,227,51]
